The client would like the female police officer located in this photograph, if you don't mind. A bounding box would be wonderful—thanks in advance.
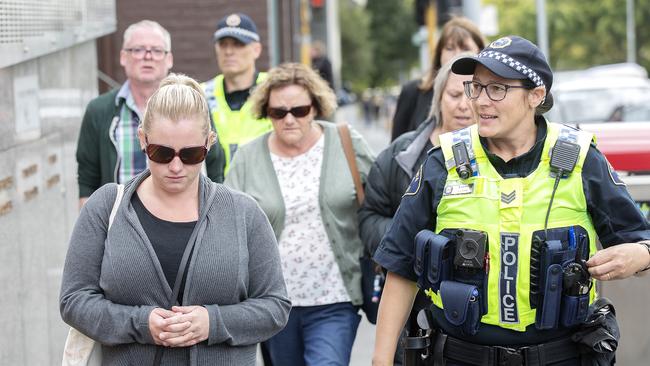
[372,36,650,366]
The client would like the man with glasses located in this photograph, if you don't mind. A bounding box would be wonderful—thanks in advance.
[76,20,225,207]
[202,13,272,174]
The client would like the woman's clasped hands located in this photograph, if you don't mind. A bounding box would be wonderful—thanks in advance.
[149,306,210,347]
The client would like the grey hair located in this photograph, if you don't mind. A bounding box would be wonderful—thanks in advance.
[428,52,475,127]
[123,20,171,51]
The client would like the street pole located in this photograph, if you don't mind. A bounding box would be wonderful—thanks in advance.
[300,0,312,66]
[267,0,279,67]
[535,0,549,60]
[627,0,636,63]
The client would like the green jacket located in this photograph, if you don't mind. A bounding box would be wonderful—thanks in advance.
[76,87,225,198]
[225,121,375,305]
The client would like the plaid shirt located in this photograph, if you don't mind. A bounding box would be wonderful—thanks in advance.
[114,82,147,183]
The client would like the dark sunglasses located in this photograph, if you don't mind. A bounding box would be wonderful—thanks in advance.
[267,104,312,119]
[144,137,208,165]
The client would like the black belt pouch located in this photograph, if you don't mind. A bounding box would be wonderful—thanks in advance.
[440,280,481,336]
[415,230,452,292]
[560,293,590,327]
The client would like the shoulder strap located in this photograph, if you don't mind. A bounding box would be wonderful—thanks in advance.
[337,122,365,205]
[108,184,124,229]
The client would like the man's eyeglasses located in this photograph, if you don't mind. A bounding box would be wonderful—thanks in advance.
[144,137,208,165]
[123,47,169,60]
[463,80,529,102]
[267,105,312,119]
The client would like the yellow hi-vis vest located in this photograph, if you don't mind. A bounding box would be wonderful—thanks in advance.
[202,73,272,174]
[431,122,597,332]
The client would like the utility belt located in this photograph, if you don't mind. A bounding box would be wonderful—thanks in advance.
[405,328,579,366]
[414,226,594,335]
[403,298,619,366]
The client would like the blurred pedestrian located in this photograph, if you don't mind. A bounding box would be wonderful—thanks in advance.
[391,16,485,141]
[61,73,290,365]
[225,63,374,366]
[373,35,650,366]
[310,40,335,90]
[76,20,225,208]
[362,89,373,126]
[359,55,474,365]
[203,12,272,174]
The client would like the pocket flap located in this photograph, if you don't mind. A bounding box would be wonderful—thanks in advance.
[440,281,478,326]
[414,230,431,277]
[427,233,451,285]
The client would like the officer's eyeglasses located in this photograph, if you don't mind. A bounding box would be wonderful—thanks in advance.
[144,137,208,165]
[267,105,312,119]
[463,80,529,102]
[123,47,169,60]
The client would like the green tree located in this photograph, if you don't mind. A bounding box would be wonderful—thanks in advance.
[484,0,650,73]
[366,0,419,87]
[340,0,373,93]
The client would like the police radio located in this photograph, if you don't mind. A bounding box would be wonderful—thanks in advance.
[544,140,581,235]
[453,229,487,270]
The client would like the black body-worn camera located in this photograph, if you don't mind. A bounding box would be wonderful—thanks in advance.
[453,229,487,269]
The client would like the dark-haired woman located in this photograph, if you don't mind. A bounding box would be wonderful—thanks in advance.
[391,16,485,141]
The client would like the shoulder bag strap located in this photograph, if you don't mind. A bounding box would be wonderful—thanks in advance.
[108,184,124,229]
[337,122,365,205]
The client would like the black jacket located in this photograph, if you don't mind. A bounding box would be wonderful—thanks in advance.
[359,120,435,256]
[390,79,433,141]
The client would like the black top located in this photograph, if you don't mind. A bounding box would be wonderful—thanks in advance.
[223,71,259,111]
[374,117,650,345]
[132,192,196,303]
[359,120,433,256]
[391,79,434,141]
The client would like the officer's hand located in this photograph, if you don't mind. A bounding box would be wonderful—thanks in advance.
[586,243,650,280]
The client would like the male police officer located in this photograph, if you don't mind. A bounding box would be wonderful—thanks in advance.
[203,13,272,173]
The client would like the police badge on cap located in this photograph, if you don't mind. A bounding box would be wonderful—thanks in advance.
[213,12,260,44]
[226,14,241,27]
[489,37,512,49]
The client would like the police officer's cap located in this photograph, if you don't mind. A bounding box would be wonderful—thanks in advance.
[452,36,553,94]
[213,13,260,44]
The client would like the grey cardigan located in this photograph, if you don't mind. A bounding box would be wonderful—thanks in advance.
[60,172,290,365]
[225,121,375,305]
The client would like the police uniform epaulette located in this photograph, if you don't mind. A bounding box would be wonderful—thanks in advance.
[427,145,441,155]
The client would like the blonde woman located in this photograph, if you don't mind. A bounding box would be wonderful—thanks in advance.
[226,63,374,366]
[60,74,290,365]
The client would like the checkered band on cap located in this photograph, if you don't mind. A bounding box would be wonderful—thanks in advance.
[478,50,545,87]
[214,27,260,42]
